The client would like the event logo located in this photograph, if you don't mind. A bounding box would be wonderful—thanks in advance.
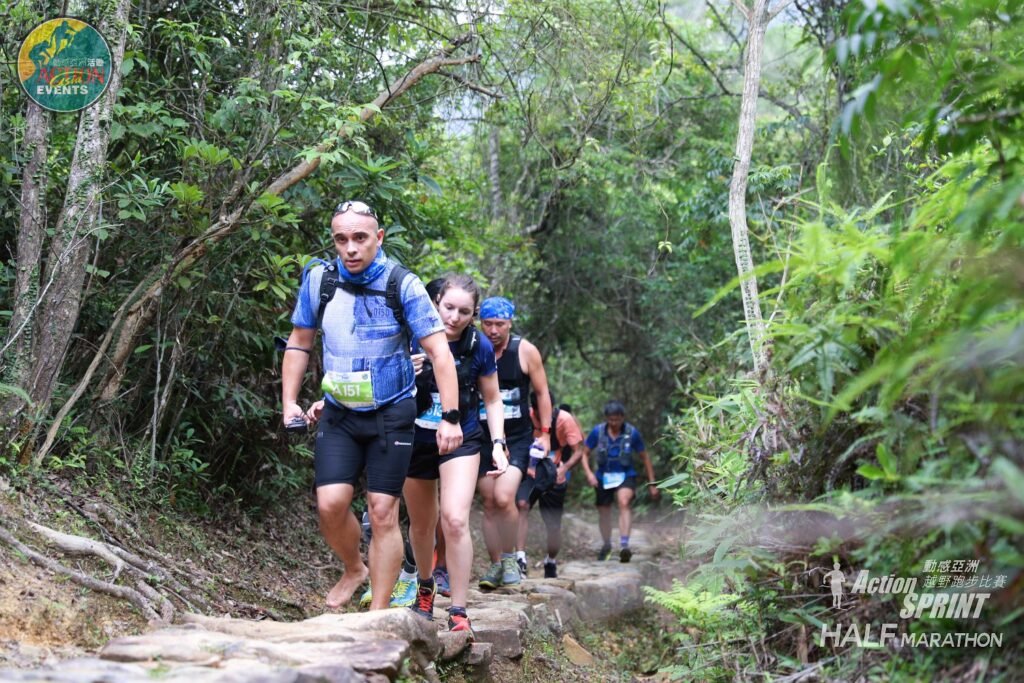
[18,17,112,112]
[818,560,1005,649]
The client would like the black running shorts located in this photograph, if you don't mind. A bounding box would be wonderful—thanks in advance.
[593,476,637,506]
[479,431,531,478]
[314,398,415,496]
[406,428,484,480]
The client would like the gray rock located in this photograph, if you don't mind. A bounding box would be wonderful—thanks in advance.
[99,627,408,679]
[464,642,491,667]
[436,630,472,662]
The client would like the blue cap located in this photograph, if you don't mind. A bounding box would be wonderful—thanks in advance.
[480,296,515,320]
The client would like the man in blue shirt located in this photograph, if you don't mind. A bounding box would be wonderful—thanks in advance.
[580,400,659,562]
[281,200,463,610]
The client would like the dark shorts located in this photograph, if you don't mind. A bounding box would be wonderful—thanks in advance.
[523,469,567,527]
[594,476,637,507]
[314,398,415,496]
[479,430,532,478]
[407,428,484,480]
[515,457,557,503]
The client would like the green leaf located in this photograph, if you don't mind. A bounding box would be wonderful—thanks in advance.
[856,464,887,480]
[0,383,32,404]
[875,443,896,476]
[992,458,1024,505]
[419,174,443,196]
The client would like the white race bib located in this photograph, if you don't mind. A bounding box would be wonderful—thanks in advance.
[322,370,374,409]
[500,387,521,419]
[602,472,626,490]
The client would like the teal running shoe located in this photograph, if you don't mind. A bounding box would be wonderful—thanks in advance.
[501,556,521,586]
[390,575,417,607]
[478,561,503,590]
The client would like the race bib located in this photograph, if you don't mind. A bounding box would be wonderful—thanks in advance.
[322,370,374,409]
[602,471,626,490]
[415,392,442,430]
[500,387,521,419]
[478,387,523,420]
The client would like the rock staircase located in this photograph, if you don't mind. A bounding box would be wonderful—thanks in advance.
[1,519,677,682]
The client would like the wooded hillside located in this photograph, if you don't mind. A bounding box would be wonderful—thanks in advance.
[2,0,1021,679]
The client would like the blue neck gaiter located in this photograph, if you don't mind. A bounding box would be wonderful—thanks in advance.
[339,248,388,286]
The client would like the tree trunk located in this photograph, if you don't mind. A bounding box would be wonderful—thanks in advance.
[488,126,503,221]
[727,0,789,377]
[27,0,131,419]
[1,103,49,439]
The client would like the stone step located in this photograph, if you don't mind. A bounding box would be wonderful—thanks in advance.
[0,516,676,682]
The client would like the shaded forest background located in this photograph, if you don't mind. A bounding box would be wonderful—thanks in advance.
[1,0,1022,679]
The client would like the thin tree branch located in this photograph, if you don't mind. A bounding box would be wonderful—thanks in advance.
[731,0,751,21]
[437,70,503,99]
[769,0,796,21]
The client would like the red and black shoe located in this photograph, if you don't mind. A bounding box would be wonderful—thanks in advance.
[448,609,474,638]
[409,580,436,621]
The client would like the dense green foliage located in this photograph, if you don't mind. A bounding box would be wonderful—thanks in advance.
[1,0,1021,678]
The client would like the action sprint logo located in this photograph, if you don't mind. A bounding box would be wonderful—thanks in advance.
[819,560,1005,648]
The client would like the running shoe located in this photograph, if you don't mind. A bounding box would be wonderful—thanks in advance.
[479,561,504,590]
[448,611,474,637]
[433,566,451,598]
[390,576,417,607]
[543,561,558,579]
[517,556,528,577]
[620,546,633,563]
[410,581,436,621]
[597,544,613,561]
[501,556,521,585]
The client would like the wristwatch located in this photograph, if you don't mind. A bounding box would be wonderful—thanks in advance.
[441,408,461,424]
[492,437,507,447]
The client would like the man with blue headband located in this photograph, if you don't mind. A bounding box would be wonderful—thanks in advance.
[476,296,553,589]
[280,200,463,611]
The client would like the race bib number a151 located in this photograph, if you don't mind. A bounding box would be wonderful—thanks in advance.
[322,371,374,409]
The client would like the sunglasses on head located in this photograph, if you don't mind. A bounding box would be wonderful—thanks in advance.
[333,200,377,219]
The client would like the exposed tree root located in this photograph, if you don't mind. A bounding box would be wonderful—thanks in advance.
[0,525,162,622]
[1,497,306,626]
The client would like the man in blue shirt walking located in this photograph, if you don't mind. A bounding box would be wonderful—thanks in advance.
[580,400,659,562]
[280,200,463,610]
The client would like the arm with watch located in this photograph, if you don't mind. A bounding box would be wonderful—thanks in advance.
[522,340,553,455]
[419,331,463,455]
[477,371,508,476]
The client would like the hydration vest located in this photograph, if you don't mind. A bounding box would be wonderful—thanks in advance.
[315,260,414,339]
[413,326,480,419]
[595,422,636,471]
[494,335,533,438]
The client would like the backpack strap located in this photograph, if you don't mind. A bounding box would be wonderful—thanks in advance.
[622,422,635,453]
[596,423,610,469]
[318,261,414,337]
[385,263,412,332]
[316,261,339,330]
